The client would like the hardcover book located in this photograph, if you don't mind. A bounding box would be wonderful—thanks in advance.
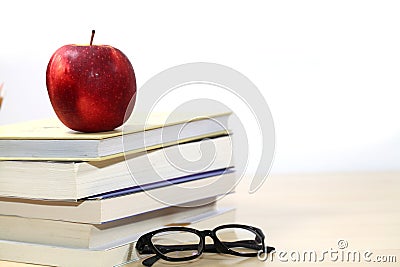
[0,169,236,224]
[0,207,235,267]
[0,136,233,200]
[0,112,230,161]
[0,203,218,249]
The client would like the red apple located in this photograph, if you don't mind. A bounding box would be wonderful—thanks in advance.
[46,30,136,132]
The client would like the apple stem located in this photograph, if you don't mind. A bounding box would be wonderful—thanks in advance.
[90,30,95,46]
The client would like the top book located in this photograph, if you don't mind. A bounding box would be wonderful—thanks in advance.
[0,112,230,161]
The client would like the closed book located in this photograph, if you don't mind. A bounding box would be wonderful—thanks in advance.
[0,207,235,267]
[0,202,217,249]
[0,135,233,200]
[0,112,230,161]
[0,169,237,224]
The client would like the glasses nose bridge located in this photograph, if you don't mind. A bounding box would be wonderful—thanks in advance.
[200,229,214,237]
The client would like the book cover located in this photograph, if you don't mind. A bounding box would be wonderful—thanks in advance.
[0,207,235,267]
[0,112,230,161]
[0,169,237,224]
[0,136,233,200]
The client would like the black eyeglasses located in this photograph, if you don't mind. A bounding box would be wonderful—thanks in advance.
[135,224,275,266]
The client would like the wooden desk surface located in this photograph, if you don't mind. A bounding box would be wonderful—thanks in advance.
[1,172,399,266]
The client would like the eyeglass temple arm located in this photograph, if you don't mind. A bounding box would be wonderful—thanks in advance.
[140,240,274,254]
[140,241,275,267]
[141,255,160,267]
[204,240,275,254]
[205,240,275,253]
[203,240,259,253]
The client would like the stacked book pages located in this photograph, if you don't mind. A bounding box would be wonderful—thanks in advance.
[0,112,237,267]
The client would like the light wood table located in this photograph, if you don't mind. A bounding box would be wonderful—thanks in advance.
[1,172,399,266]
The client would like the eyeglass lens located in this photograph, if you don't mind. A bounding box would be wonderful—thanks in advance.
[151,231,201,259]
[215,227,262,254]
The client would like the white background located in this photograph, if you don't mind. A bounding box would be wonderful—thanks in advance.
[1,0,399,174]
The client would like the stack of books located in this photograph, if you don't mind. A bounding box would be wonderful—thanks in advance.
[0,112,237,266]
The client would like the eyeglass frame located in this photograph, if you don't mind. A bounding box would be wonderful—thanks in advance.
[135,223,275,266]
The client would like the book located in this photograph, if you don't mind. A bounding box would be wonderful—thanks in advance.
[0,112,230,161]
[0,207,235,267]
[0,135,233,200]
[0,202,217,249]
[0,169,237,224]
